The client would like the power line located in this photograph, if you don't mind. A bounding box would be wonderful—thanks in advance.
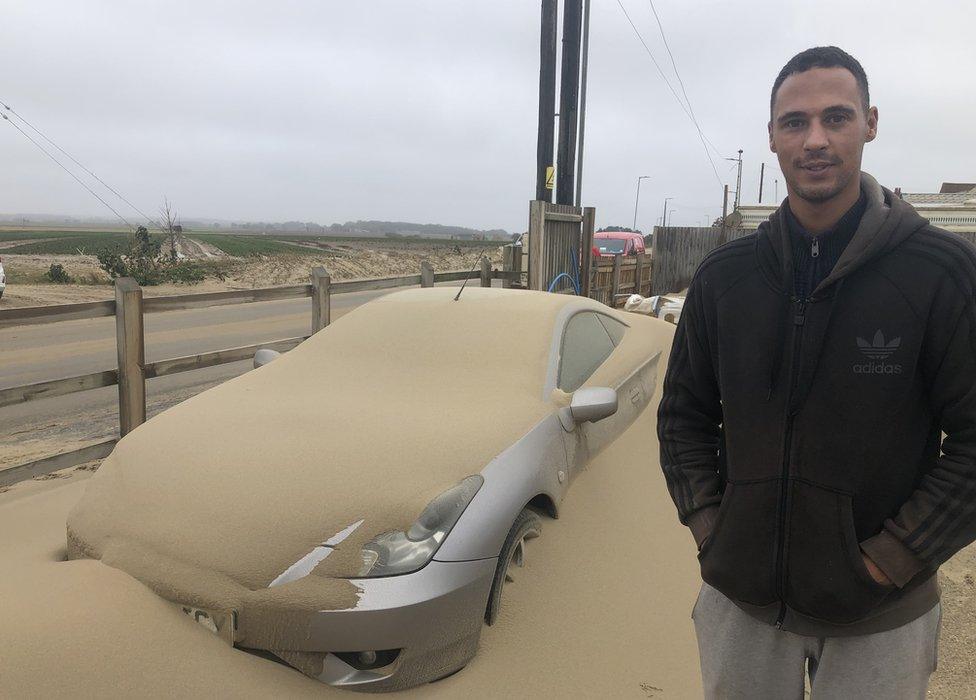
[645,0,723,159]
[2,113,134,230]
[614,0,723,187]
[0,100,162,230]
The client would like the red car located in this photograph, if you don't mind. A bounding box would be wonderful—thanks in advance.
[592,231,646,257]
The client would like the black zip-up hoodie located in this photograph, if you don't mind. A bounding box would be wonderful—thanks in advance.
[658,172,976,636]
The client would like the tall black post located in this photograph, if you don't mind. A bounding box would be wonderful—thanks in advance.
[556,0,582,205]
[535,0,558,202]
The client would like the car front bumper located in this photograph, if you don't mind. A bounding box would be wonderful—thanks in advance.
[258,557,497,692]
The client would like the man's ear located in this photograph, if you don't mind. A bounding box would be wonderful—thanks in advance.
[865,106,879,143]
[768,120,776,153]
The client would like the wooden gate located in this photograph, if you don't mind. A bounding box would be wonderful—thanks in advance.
[526,200,596,295]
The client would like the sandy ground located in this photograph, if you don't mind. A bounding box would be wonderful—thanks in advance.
[0,401,705,698]
[0,241,505,308]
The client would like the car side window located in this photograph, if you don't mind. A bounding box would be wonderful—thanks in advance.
[597,314,627,346]
[558,312,617,392]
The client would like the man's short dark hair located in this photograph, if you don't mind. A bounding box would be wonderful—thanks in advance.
[770,46,870,117]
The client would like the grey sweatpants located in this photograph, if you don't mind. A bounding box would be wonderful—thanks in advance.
[692,583,941,700]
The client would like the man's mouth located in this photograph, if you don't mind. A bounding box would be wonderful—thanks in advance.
[801,162,835,173]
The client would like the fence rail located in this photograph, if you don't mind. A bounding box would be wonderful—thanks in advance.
[0,369,119,409]
[0,299,117,328]
[143,336,308,380]
[1,257,518,486]
[0,439,117,488]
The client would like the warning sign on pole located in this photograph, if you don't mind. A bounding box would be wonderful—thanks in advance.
[545,166,555,190]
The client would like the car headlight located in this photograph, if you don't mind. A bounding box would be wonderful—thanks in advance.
[357,475,483,578]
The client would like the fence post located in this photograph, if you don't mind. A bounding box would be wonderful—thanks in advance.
[611,253,622,307]
[527,200,546,290]
[115,278,146,436]
[480,256,492,288]
[634,251,645,297]
[311,266,331,332]
[420,260,434,288]
[512,241,523,288]
[502,246,514,289]
[580,207,595,297]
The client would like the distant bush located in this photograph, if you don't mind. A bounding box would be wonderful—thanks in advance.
[165,262,207,284]
[95,226,215,286]
[45,263,75,284]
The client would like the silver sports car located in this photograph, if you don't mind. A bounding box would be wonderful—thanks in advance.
[67,286,671,691]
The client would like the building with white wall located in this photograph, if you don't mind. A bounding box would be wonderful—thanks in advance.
[734,183,976,234]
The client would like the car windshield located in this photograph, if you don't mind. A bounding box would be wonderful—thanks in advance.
[597,239,627,254]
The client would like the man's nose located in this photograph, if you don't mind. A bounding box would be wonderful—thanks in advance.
[803,119,830,151]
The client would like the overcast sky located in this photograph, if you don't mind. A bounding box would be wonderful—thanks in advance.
[1,0,973,232]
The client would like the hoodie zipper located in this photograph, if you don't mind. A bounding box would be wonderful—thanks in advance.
[774,296,808,629]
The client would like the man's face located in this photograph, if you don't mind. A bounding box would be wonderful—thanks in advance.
[768,67,878,204]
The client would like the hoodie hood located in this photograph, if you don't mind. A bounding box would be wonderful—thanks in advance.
[758,172,929,296]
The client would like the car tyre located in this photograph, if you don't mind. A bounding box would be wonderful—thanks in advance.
[484,508,542,625]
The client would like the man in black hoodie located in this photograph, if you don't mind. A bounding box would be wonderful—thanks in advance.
[659,46,976,698]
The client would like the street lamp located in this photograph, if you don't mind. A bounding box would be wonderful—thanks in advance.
[667,209,677,226]
[633,176,651,231]
[662,197,673,230]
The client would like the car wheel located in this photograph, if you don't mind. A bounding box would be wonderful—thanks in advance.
[484,508,542,625]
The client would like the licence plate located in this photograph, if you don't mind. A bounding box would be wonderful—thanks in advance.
[177,604,237,645]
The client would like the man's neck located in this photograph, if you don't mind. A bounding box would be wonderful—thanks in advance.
[787,180,861,235]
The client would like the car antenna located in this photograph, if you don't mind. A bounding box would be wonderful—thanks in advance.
[454,248,487,301]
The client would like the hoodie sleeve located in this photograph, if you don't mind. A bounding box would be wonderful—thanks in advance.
[861,272,976,587]
[657,273,724,549]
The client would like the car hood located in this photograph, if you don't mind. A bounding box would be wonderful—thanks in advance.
[67,289,569,619]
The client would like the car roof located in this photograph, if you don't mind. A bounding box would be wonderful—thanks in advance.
[594,231,643,240]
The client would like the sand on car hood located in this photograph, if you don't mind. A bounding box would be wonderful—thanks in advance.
[66,287,660,648]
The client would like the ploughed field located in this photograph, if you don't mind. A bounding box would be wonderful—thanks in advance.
[0,228,506,308]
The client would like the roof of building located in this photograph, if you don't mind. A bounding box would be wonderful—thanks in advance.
[940,183,976,194]
[902,190,976,207]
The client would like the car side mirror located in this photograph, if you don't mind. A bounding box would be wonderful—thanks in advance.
[253,348,281,369]
[558,387,618,431]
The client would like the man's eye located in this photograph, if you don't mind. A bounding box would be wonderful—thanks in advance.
[785,120,804,128]
[826,114,848,124]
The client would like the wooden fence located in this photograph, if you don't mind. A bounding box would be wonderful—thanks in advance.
[0,260,515,487]
[588,253,653,307]
[649,226,750,295]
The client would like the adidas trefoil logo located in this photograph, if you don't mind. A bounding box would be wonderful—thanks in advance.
[856,330,901,360]
[854,330,902,374]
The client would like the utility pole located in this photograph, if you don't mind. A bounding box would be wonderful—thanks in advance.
[724,149,743,211]
[555,0,583,205]
[574,0,591,207]
[721,184,729,231]
[775,179,779,201]
[734,149,743,209]
[633,176,650,231]
[535,0,558,202]
[662,197,673,230]
[759,162,765,203]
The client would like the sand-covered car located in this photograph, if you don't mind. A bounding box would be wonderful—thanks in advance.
[66,286,673,691]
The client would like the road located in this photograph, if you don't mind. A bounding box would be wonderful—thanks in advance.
[0,282,485,466]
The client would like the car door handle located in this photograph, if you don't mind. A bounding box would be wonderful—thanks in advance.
[629,385,642,406]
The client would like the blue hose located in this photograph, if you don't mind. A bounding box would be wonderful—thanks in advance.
[546,245,582,294]
[547,272,578,294]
